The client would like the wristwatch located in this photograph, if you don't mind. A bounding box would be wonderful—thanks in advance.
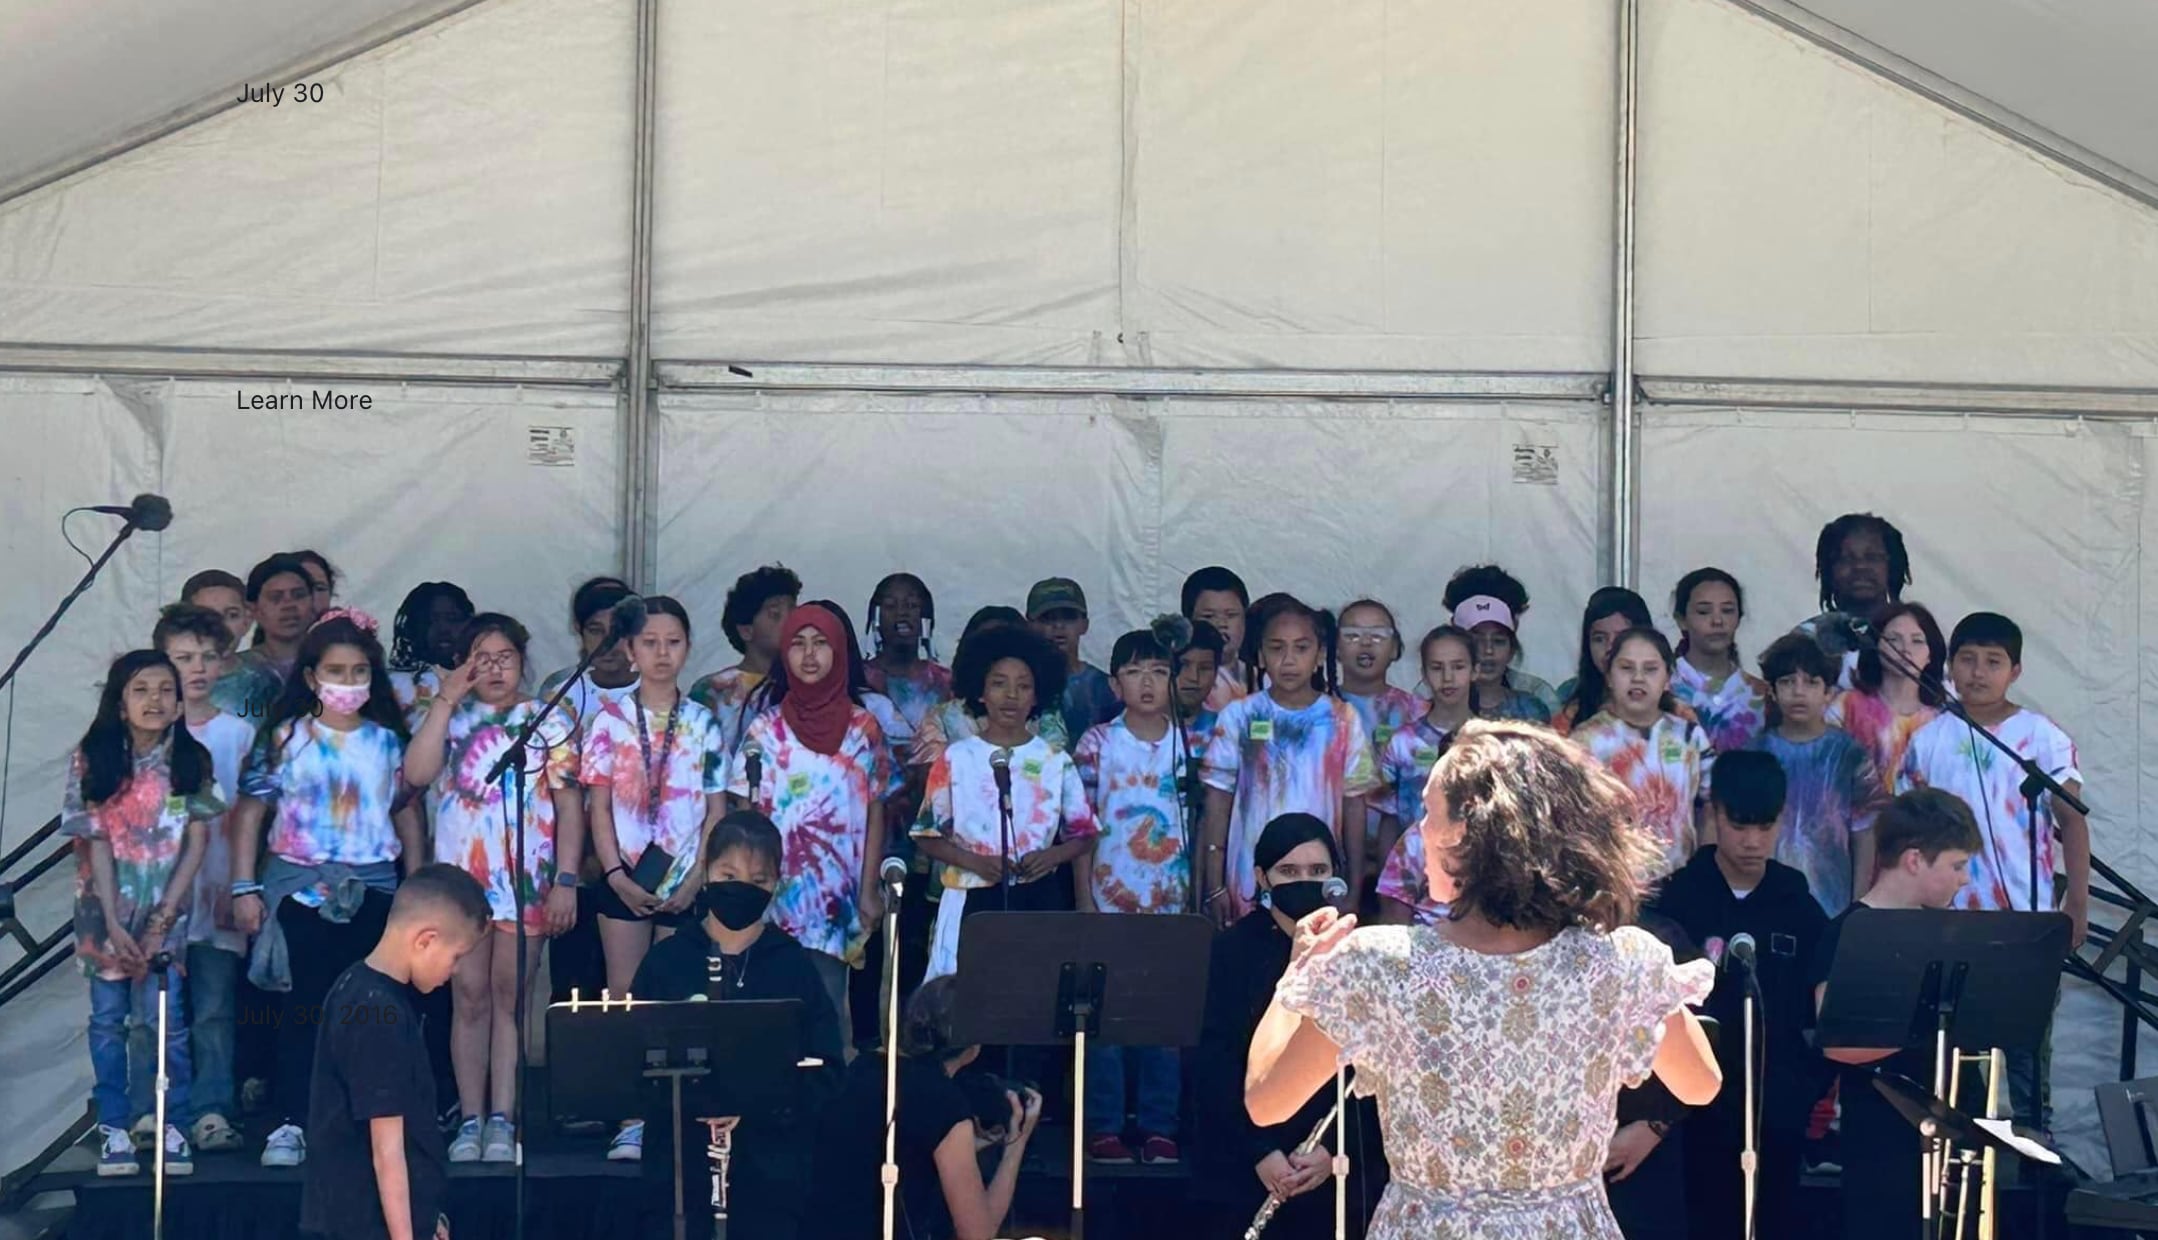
[558,870,582,889]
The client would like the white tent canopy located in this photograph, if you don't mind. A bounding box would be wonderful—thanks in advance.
[4,0,2157,1188]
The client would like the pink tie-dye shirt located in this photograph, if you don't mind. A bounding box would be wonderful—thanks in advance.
[727,708,892,962]
[1202,692,1380,917]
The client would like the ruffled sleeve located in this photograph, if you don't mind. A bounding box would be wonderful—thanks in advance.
[1274,927,1407,1074]
[1610,924,1715,1087]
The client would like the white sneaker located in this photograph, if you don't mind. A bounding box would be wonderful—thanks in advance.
[606,1121,643,1162]
[161,1125,194,1176]
[448,1117,483,1164]
[261,1123,306,1167]
[481,1115,515,1164]
[97,1126,139,1178]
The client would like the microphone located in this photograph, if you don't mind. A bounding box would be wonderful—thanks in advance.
[88,494,173,531]
[991,748,1013,808]
[606,595,647,647]
[1150,612,1195,653]
[742,739,764,802]
[1727,932,1757,972]
[1321,876,1349,904]
[879,855,907,898]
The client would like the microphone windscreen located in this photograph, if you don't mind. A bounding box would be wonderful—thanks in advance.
[880,855,908,882]
[1150,613,1194,653]
[611,595,648,640]
[131,494,174,531]
[1321,876,1349,902]
[1728,932,1757,965]
[990,748,1011,769]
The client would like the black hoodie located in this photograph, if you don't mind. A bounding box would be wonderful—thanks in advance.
[631,920,844,1238]
[1647,848,1831,1134]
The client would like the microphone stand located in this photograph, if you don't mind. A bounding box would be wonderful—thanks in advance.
[0,510,155,695]
[150,950,176,1240]
[994,756,1015,913]
[1851,628,2090,912]
[1739,959,1760,1240]
[879,868,905,1240]
[482,641,610,1240]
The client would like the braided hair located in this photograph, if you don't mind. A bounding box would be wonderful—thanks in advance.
[1813,513,1911,612]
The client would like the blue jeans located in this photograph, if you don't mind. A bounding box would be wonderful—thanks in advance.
[1083,1044,1178,1138]
[89,967,193,1130]
[186,944,241,1119]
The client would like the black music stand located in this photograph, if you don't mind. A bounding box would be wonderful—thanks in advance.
[547,997,805,1240]
[952,912,1214,1240]
[1817,908,2069,1236]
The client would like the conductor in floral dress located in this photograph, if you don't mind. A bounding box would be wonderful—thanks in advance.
[1247,718,1723,1239]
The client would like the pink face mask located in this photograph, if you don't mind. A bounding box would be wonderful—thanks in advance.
[315,680,372,715]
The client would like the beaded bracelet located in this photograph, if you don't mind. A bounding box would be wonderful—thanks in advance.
[230,880,265,898]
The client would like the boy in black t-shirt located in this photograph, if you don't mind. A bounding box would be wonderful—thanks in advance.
[1649,750,1830,1240]
[303,865,489,1240]
[1809,790,1982,1240]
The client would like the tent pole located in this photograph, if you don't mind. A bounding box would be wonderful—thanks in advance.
[623,0,661,592]
[1608,0,1640,588]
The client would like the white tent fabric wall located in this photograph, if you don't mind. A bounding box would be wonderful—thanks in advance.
[1639,403,2151,1175]
[0,377,621,1180]
[655,391,1600,689]
[0,0,632,355]
[1636,0,2158,388]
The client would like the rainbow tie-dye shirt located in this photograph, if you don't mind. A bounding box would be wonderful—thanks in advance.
[728,708,893,962]
[424,697,581,930]
[63,742,226,979]
[1073,715,1191,914]
[1201,692,1380,916]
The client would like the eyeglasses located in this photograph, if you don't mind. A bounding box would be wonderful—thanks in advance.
[469,652,519,672]
[1338,626,1394,646]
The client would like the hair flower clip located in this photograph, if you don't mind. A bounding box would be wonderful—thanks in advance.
[313,606,381,636]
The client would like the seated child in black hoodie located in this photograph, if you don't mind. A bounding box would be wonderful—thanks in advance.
[632,810,844,1240]
[1648,749,1830,1240]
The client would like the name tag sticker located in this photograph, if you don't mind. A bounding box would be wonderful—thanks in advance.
[786,773,810,798]
[1413,747,1439,768]
[165,795,187,816]
[1659,739,1684,765]
[1249,720,1274,742]
[1374,726,1395,747]
[1022,758,1044,780]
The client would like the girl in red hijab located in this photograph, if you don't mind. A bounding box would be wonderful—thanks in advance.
[727,603,894,1057]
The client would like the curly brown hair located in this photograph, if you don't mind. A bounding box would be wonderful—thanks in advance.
[1425,718,1662,934]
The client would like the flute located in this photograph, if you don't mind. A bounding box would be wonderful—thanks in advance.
[1243,1102,1340,1240]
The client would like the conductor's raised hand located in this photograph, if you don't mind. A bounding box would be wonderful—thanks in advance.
[1288,906,1356,971]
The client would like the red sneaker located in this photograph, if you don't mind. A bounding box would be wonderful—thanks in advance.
[1085,1134,1135,1164]
[1138,1135,1181,1165]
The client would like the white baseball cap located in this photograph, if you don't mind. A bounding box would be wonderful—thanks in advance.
[1451,595,1517,632]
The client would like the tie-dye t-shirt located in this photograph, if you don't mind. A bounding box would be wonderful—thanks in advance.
[581,694,726,901]
[1569,711,1714,876]
[63,742,226,979]
[1827,690,1938,799]
[1748,729,1883,916]
[211,648,289,727]
[727,708,893,962]
[185,710,256,953]
[536,666,641,770]
[1058,664,1121,751]
[688,664,767,766]
[241,717,408,870]
[1376,825,1446,925]
[424,697,581,930]
[1673,658,1770,755]
[866,660,954,733]
[1073,715,1191,914]
[389,666,445,732]
[1898,709,2080,913]
[1202,692,1381,916]
[913,735,1098,891]
[909,699,1070,769]
[1377,718,1455,829]
[1479,685,1553,725]
[1204,662,1251,714]
[1347,685,1424,840]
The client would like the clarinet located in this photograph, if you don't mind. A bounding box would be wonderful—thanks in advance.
[1244,1101,1341,1239]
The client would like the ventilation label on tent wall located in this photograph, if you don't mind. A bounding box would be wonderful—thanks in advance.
[1511,444,1559,486]
[528,426,576,468]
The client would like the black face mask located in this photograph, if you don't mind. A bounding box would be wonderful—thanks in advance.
[1266,880,1328,921]
[698,881,772,931]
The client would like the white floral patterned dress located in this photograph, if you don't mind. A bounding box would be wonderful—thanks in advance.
[1278,924,1713,1240]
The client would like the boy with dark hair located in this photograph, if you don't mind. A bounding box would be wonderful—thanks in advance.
[1749,634,1884,916]
[1174,620,1225,755]
[1897,611,2086,1127]
[632,810,843,1240]
[153,603,256,1151]
[1811,790,1983,1240]
[1028,577,1118,743]
[1181,566,1251,711]
[302,864,488,1240]
[692,564,803,762]
[181,569,252,650]
[1071,630,1190,1164]
[1649,749,1828,1240]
